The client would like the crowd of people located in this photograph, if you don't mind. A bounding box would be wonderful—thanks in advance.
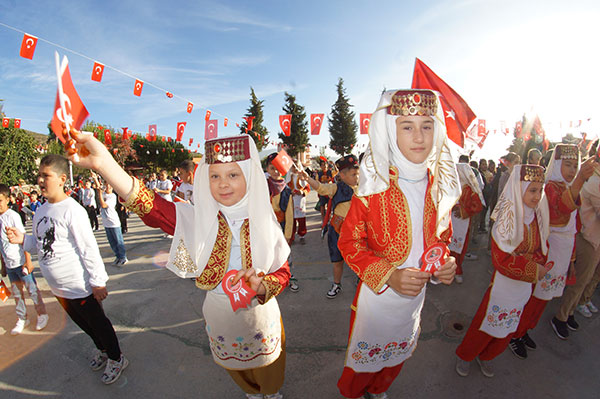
[1,88,599,399]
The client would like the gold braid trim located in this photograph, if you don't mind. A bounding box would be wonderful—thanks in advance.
[123,177,155,218]
[363,257,395,292]
[195,213,232,290]
[260,275,283,304]
[240,219,252,271]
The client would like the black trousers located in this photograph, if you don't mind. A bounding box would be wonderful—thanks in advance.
[85,206,99,230]
[56,294,121,361]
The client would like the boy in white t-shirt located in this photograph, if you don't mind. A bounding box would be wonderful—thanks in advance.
[174,160,194,203]
[6,155,128,385]
[0,183,49,335]
[92,172,128,266]
[154,169,173,202]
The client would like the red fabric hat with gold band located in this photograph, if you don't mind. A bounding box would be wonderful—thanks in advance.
[553,144,579,161]
[204,135,251,164]
[388,90,438,116]
[520,164,545,183]
[335,154,359,171]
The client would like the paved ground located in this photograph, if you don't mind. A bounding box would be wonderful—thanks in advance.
[1,191,599,398]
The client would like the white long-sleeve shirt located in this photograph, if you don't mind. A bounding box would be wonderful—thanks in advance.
[24,197,108,299]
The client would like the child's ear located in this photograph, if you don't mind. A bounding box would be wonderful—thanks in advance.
[59,173,67,187]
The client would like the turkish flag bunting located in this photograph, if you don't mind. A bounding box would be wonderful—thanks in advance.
[243,116,255,131]
[168,137,172,142]
[279,115,292,137]
[133,79,144,96]
[14,119,21,128]
[187,102,193,113]
[360,113,372,135]
[148,124,157,141]
[477,130,489,149]
[91,62,104,82]
[122,127,129,140]
[162,136,166,142]
[205,110,211,121]
[224,118,228,127]
[197,143,200,148]
[477,119,486,137]
[271,149,294,176]
[50,56,89,143]
[189,138,193,146]
[176,122,186,142]
[132,134,137,141]
[310,114,324,135]
[104,129,112,146]
[2,118,9,128]
[205,119,218,140]
[411,58,476,147]
[166,91,173,98]
[19,33,38,59]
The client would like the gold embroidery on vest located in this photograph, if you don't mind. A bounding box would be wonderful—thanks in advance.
[195,213,232,290]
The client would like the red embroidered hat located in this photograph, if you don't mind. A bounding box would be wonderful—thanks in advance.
[388,90,437,116]
[520,164,545,183]
[205,135,251,164]
[553,144,579,161]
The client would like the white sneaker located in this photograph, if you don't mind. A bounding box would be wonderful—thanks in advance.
[476,357,494,377]
[455,356,470,377]
[245,394,263,399]
[36,314,49,331]
[367,393,388,399]
[11,318,30,335]
[326,283,342,299]
[117,258,128,266]
[587,301,598,313]
[264,393,283,399]
[101,355,129,385]
[455,275,464,284]
[576,304,592,318]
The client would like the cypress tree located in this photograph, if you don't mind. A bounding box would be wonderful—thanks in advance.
[278,92,309,157]
[240,87,269,151]
[328,78,357,156]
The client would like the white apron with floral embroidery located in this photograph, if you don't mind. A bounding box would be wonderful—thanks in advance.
[480,271,531,338]
[292,194,306,218]
[533,213,576,300]
[448,213,470,253]
[203,291,282,370]
[345,279,425,373]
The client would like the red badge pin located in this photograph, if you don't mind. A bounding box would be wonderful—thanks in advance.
[221,270,257,312]
[420,243,449,274]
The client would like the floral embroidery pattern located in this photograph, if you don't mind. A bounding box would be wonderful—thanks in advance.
[350,335,415,365]
[485,304,522,329]
[208,330,280,362]
[538,273,565,293]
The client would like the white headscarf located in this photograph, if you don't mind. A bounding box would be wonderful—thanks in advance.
[456,163,485,206]
[491,165,549,254]
[166,136,290,278]
[358,89,461,237]
[545,145,579,184]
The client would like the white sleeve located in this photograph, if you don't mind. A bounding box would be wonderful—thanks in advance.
[68,205,108,287]
[12,211,26,234]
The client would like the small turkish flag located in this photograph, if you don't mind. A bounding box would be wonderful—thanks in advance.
[272,149,294,176]
[243,116,255,131]
[187,102,193,113]
[104,129,112,146]
[148,124,157,141]
[224,118,228,127]
[161,136,166,142]
[310,113,324,135]
[477,119,486,137]
[122,127,129,140]
[132,134,137,141]
[477,130,489,149]
[279,114,292,137]
[50,55,89,143]
[2,118,9,128]
[172,149,175,153]
[360,113,372,135]
[133,79,144,96]
[205,119,218,140]
[176,122,186,142]
[91,62,104,82]
[14,119,21,129]
[19,33,38,59]
[205,110,211,121]
[197,143,200,148]
[189,138,193,146]
[166,91,173,98]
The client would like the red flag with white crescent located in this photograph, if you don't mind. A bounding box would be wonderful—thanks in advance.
[122,127,129,140]
[477,130,489,149]
[50,56,89,143]
[176,122,186,142]
[189,138,193,146]
[91,62,104,82]
[243,116,255,131]
[2,118,9,128]
[310,113,324,135]
[148,124,157,141]
[205,110,211,121]
[187,102,193,113]
[133,79,144,96]
[279,115,292,136]
[205,119,218,140]
[161,136,166,142]
[272,149,294,176]
[19,33,38,59]
[14,119,21,129]
[132,134,137,141]
[224,118,228,127]
[360,113,372,135]
[477,119,486,137]
[104,129,112,146]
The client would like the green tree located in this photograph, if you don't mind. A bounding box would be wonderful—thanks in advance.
[278,92,309,157]
[241,88,269,151]
[0,119,39,185]
[328,78,357,156]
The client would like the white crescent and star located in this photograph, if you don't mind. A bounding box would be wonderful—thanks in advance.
[445,110,456,120]
[135,83,142,90]
[25,38,34,48]
[95,66,103,75]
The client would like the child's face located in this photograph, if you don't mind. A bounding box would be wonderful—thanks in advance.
[160,171,168,181]
[85,181,91,189]
[266,164,281,179]
[105,184,113,194]
[30,193,38,202]
[37,165,66,201]
[560,159,578,183]
[209,163,247,207]
[339,168,359,187]
[522,182,543,209]
[0,194,8,214]
[182,170,194,183]
[395,116,434,164]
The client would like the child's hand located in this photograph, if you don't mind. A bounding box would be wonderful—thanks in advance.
[576,157,597,182]
[92,286,108,301]
[231,268,266,296]
[433,256,457,285]
[64,125,112,172]
[5,227,24,245]
[537,264,548,281]
[386,267,431,296]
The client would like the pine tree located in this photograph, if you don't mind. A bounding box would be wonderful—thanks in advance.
[278,92,309,157]
[240,88,269,151]
[0,119,39,185]
[328,78,357,156]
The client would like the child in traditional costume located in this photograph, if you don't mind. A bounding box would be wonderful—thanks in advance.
[299,155,360,298]
[455,164,549,378]
[449,162,485,283]
[511,145,595,357]
[287,166,310,245]
[335,89,460,399]
[67,132,291,399]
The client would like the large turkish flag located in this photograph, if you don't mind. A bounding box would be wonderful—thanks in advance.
[310,113,324,135]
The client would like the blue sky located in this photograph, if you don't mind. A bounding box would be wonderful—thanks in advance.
[1,0,600,160]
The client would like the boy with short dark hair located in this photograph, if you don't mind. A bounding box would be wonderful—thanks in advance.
[6,154,128,385]
[175,159,195,203]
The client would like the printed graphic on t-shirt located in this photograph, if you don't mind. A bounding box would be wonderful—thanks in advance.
[36,216,57,260]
